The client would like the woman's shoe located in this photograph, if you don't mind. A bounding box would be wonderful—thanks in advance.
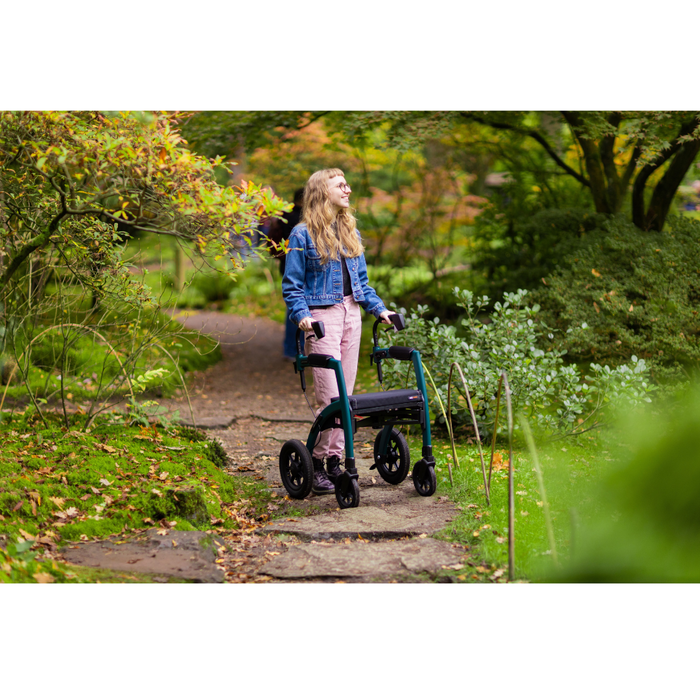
[312,457,335,494]
[326,455,343,484]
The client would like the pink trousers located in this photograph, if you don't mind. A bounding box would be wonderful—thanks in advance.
[304,295,362,460]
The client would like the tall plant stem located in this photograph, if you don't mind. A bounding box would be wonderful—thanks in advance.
[447,361,489,502]
[520,414,558,565]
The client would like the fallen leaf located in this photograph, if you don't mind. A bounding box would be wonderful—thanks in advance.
[33,572,55,584]
[593,302,600,313]
[159,471,169,481]
[591,268,601,277]
[96,442,117,453]
[99,478,111,487]
[90,486,101,494]
[491,569,505,580]
[171,540,178,547]
[157,529,168,536]
[65,507,79,517]
[49,496,66,507]
[13,500,24,512]
[475,566,489,573]
[496,537,505,544]
[19,528,35,541]
[418,533,428,539]
[629,304,634,313]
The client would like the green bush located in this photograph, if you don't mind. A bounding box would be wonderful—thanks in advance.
[471,207,607,299]
[532,214,700,384]
[384,287,653,438]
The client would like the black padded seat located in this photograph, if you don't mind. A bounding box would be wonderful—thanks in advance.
[331,388,424,414]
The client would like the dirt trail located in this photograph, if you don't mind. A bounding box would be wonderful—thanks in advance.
[61,310,469,583]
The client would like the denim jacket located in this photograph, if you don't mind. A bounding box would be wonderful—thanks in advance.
[282,223,387,325]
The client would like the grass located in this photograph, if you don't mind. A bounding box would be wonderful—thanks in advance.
[399,425,622,582]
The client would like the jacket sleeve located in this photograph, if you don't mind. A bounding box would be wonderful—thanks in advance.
[355,239,387,318]
[282,229,312,326]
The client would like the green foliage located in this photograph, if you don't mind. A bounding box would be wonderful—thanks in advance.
[471,208,606,299]
[384,287,653,438]
[532,214,700,384]
[552,385,700,582]
[0,539,72,583]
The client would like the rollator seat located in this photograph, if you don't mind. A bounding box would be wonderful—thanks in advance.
[331,388,424,414]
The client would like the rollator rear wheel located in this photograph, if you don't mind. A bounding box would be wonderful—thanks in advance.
[279,440,313,499]
[374,428,410,485]
[413,464,437,497]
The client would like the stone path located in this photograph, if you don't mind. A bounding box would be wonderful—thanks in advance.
[61,310,470,582]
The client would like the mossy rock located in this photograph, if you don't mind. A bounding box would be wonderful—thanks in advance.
[149,487,209,526]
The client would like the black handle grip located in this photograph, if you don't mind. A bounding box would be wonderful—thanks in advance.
[389,313,405,331]
[373,313,406,346]
[312,320,325,339]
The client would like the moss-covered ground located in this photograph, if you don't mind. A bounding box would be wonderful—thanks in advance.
[0,410,276,582]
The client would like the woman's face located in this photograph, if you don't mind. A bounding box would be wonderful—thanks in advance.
[327,174,351,211]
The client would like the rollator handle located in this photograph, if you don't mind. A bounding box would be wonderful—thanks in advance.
[312,320,325,339]
[389,313,405,331]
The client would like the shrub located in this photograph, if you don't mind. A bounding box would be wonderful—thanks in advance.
[383,287,653,438]
[532,214,700,384]
[471,207,607,299]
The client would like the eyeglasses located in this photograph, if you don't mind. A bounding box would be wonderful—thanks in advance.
[337,182,351,193]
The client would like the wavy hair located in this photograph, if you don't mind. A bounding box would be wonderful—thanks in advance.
[301,168,364,265]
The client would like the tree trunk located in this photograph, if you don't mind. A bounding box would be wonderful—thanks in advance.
[639,140,700,231]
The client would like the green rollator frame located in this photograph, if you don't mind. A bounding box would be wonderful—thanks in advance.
[278,313,438,509]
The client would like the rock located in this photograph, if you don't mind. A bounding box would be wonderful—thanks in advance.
[259,538,467,580]
[60,530,225,583]
[178,416,234,430]
[148,488,210,527]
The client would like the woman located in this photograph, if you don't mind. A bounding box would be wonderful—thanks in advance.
[282,168,393,495]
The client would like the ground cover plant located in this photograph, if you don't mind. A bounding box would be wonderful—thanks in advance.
[0,410,278,582]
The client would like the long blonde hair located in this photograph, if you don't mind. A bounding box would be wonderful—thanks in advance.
[301,168,364,265]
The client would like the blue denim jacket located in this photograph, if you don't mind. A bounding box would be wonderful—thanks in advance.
[282,223,387,325]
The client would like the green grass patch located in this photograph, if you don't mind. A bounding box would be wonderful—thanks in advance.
[401,425,620,582]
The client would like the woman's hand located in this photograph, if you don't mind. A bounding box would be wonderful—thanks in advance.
[379,310,394,325]
[298,316,315,332]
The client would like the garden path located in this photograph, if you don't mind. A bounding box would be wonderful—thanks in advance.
[63,310,469,582]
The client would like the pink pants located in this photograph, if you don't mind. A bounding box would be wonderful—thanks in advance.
[305,295,362,460]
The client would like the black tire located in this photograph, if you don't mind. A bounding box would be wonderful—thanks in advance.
[374,428,410,485]
[413,465,437,497]
[336,477,360,509]
[279,439,313,499]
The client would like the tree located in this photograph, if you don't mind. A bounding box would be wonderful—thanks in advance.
[407,111,700,232]
[0,111,289,301]
[184,110,700,233]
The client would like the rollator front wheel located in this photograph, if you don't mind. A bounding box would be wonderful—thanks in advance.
[374,428,410,485]
[413,463,437,497]
[336,474,360,509]
[279,440,313,499]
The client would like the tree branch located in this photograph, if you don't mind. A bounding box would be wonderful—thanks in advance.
[464,112,590,187]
